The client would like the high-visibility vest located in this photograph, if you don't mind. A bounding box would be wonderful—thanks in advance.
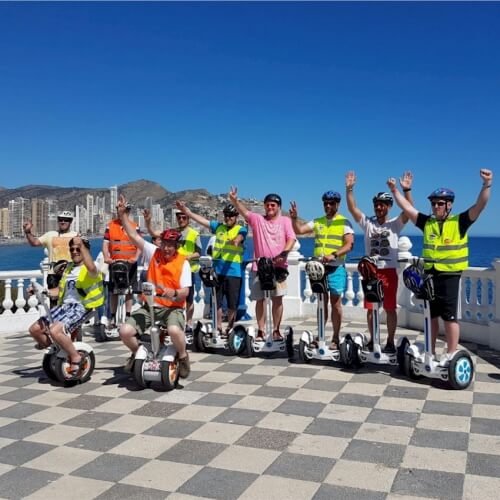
[178,227,200,272]
[58,264,105,309]
[423,215,468,271]
[212,224,244,264]
[145,251,187,308]
[312,215,348,262]
[107,219,138,261]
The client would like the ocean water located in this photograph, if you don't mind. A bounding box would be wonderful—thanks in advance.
[0,235,498,272]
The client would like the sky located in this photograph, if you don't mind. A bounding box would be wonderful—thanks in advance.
[1,1,499,235]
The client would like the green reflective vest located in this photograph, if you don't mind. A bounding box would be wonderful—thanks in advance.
[178,227,200,272]
[58,263,105,309]
[313,215,348,262]
[422,215,468,272]
[212,224,244,264]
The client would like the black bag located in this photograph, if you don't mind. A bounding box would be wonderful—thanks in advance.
[257,257,276,291]
[109,260,131,294]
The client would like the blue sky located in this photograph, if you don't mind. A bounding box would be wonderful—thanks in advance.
[1,1,499,235]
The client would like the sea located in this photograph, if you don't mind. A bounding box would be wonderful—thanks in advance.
[0,234,499,272]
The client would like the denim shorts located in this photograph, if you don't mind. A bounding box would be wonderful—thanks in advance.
[326,265,347,296]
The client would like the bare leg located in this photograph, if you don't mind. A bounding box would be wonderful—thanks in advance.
[330,294,342,343]
[386,309,397,344]
[168,325,187,359]
[29,320,51,348]
[271,295,284,333]
[119,323,140,354]
[366,309,373,338]
[255,299,265,332]
[125,293,133,314]
[50,323,81,363]
[226,309,237,330]
[186,298,194,329]
[444,320,460,353]
[431,317,440,354]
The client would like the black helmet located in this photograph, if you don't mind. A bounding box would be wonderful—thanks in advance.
[372,192,393,206]
[223,203,239,217]
[264,193,282,206]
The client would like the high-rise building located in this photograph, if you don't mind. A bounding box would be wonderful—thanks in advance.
[31,199,49,235]
[8,197,30,237]
[86,194,94,233]
[0,208,9,237]
[46,199,59,231]
[109,186,118,214]
[145,196,153,210]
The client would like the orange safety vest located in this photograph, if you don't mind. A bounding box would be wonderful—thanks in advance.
[107,219,138,261]
[145,251,186,308]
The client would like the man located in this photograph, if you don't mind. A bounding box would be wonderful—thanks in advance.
[389,168,493,363]
[290,191,354,350]
[117,195,191,378]
[175,200,247,333]
[29,236,104,373]
[102,203,142,328]
[229,188,296,340]
[345,171,414,352]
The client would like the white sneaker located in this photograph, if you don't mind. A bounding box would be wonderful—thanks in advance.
[438,352,456,367]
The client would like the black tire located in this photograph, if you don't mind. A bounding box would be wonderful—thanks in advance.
[403,350,420,380]
[285,328,294,359]
[339,335,357,368]
[42,353,58,381]
[94,324,107,343]
[298,339,312,364]
[448,351,474,390]
[191,322,205,353]
[245,333,254,358]
[228,325,247,355]
[161,359,179,390]
[133,358,151,389]
[54,350,95,387]
[397,337,409,374]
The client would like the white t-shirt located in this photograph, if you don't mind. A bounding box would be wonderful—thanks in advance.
[358,214,405,268]
[38,231,78,263]
[62,264,83,304]
[142,240,192,288]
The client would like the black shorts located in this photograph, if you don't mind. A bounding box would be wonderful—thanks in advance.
[429,271,461,321]
[216,275,242,311]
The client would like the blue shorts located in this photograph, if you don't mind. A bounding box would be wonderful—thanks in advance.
[326,266,347,296]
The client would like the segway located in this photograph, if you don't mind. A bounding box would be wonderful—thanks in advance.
[191,256,227,352]
[229,257,294,358]
[33,283,96,387]
[133,282,180,390]
[397,258,474,390]
[298,258,340,364]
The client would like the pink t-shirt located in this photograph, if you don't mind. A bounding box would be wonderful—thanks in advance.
[246,211,296,270]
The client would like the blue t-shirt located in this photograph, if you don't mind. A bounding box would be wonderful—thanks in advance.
[209,221,248,278]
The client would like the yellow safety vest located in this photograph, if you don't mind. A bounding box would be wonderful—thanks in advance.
[422,215,468,272]
[58,264,105,309]
[178,227,200,272]
[313,215,348,262]
[212,224,244,264]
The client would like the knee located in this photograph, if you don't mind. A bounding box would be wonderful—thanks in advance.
[168,325,183,339]
[119,324,136,340]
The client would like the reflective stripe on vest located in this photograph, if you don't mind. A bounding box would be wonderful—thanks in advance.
[145,251,187,308]
[178,227,200,272]
[108,220,138,261]
[422,215,468,271]
[313,215,348,262]
[58,263,105,309]
[212,224,244,264]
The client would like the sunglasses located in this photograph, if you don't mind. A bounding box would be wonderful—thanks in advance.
[431,201,447,207]
[176,215,188,220]
[58,218,72,223]
[323,201,339,206]
[69,246,81,252]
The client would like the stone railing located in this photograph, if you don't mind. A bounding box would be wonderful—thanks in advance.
[1,238,499,350]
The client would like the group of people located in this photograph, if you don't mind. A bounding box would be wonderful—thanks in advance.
[23,167,493,380]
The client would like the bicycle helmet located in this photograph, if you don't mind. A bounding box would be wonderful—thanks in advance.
[264,193,282,206]
[357,256,378,281]
[427,188,455,202]
[160,229,181,242]
[57,210,74,220]
[402,264,435,301]
[372,192,393,206]
[305,261,325,281]
[223,203,239,217]
[322,191,342,202]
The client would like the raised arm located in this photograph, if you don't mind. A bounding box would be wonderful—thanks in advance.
[289,201,313,235]
[345,171,363,223]
[117,195,145,251]
[398,171,415,223]
[23,220,43,248]
[228,186,250,220]
[387,177,418,225]
[468,169,493,221]
[175,200,210,229]
[75,236,99,277]
[143,208,161,238]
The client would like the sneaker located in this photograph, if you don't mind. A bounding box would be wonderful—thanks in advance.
[185,325,193,334]
[438,352,454,367]
[178,354,191,379]
[124,354,135,373]
[382,342,396,354]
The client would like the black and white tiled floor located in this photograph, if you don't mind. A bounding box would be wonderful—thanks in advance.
[1,318,500,499]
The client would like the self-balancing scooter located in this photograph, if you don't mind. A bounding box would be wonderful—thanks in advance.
[397,258,474,390]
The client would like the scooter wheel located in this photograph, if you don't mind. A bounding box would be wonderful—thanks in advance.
[397,337,410,373]
[191,322,205,353]
[161,359,180,390]
[298,339,312,363]
[285,327,294,359]
[339,334,359,368]
[228,325,247,355]
[245,334,254,358]
[42,353,58,381]
[133,358,151,389]
[448,351,474,390]
[54,350,95,387]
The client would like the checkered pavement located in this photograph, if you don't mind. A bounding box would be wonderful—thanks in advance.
[1,318,500,499]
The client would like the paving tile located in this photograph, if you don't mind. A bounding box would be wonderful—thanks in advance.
[402,445,467,474]
[417,412,470,433]
[468,433,500,455]
[391,468,464,499]
[313,484,386,500]
[288,433,350,459]
[108,434,179,459]
[143,418,204,439]
[463,474,500,500]
[466,452,500,477]
[410,428,469,451]
[383,385,429,400]
[238,475,320,500]
[265,452,335,482]
[252,385,298,399]
[66,429,133,452]
[231,395,284,412]
[169,404,226,422]
[318,403,372,423]
[422,400,472,416]
[342,439,406,468]
[158,439,227,465]
[331,392,381,408]
[194,393,243,407]
[0,440,55,466]
[374,396,425,413]
[209,445,280,474]
[274,399,326,418]
[59,395,113,410]
[24,475,113,499]
[0,403,47,419]
[304,417,361,439]
[470,416,500,436]
[213,408,267,426]
[355,422,414,445]
[473,392,500,405]
[236,427,298,451]
[367,408,420,427]
[0,420,51,440]
[186,422,250,444]
[94,483,167,500]
[0,466,61,499]
[257,412,313,433]
[62,411,122,429]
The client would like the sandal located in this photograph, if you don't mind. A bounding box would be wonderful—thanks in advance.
[273,330,284,341]
[68,357,85,376]
[329,339,339,350]
[256,330,265,341]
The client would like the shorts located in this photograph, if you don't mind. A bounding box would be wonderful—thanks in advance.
[126,305,185,334]
[186,273,195,305]
[216,275,242,311]
[42,302,91,335]
[325,266,347,296]
[429,272,462,321]
[365,268,398,311]
[250,271,287,301]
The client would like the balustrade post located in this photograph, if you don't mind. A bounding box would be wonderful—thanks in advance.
[15,279,27,315]
[2,279,14,316]
[283,241,303,319]
[493,260,500,323]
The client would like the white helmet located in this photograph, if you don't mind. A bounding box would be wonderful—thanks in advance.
[57,210,74,220]
[305,261,325,281]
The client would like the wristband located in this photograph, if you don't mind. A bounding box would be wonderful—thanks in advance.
[279,251,289,258]
[403,188,412,192]
[483,184,492,188]
[346,187,353,192]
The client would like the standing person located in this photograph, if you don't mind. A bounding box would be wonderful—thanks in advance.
[175,201,248,334]
[28,236,104,373]
[23,210,78,301]
[290,191,354,350]
[389,168,493,362]
[102,203,142,329]
[345,171,414,352]
[229,188,296,340]
[116,196,192,378]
